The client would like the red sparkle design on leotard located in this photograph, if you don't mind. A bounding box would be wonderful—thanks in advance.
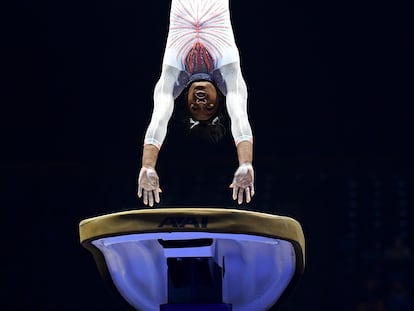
[168,0,232,73]
[186,41,213,73]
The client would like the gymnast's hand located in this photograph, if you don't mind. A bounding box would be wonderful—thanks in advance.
[230,162,255,204]
[137,167,162,207]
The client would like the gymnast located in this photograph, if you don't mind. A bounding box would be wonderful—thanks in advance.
[138,0,254,206]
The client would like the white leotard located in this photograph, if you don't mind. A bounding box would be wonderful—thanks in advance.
[144,0,253,149]
[163,0,240,71]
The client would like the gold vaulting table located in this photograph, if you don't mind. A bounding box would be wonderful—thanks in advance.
[79,207,305,311]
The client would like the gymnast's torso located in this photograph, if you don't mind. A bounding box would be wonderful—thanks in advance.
[162,0,240,81]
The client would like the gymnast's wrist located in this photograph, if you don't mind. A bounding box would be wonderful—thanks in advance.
[239,162,252,167]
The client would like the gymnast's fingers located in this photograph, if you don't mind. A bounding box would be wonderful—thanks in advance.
[148,191,154,207]
[238,188,244,205]
[143,190,148,205]
[154,188,161,204]
[232,184,238,201]
[137,185,143,198]
[245,187,251,203]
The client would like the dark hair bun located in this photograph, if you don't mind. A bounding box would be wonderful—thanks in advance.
[187,116,226,143]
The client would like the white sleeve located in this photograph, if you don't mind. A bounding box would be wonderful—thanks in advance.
[220,62,253,145]
[144,65,181,149]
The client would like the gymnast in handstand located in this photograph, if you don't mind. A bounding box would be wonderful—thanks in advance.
[138,0,254,206]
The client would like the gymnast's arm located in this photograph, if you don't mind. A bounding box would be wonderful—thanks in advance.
[219,62,255,204]
[137,65,181,206]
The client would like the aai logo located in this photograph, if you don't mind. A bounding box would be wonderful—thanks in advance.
[158,216,208,229]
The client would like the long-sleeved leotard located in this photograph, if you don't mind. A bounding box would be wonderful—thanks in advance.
[144,0,253,149]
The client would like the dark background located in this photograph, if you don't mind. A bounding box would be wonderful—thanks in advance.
[2,0,413,310]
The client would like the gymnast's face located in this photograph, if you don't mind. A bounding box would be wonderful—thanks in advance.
[187,81,219,121]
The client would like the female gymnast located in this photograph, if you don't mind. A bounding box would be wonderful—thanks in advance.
[138,0,254,206]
